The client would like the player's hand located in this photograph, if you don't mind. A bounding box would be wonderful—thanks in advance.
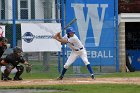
[56,32,61,36]
[53,32,61,39]
[0,60,8,66]
[52,34,57,39]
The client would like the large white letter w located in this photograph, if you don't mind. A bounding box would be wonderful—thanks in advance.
[71,4,108,46]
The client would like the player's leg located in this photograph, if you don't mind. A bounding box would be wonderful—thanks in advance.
[57,52,78,80]
[1,66,13,80]
[1,66,5,80]
[10,67,18,74]
[3,64,14,81]
[1,66,18,80]
[13,65,24,80]
[80,50,95,79]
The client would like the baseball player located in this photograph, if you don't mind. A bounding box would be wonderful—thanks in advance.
[0,37,8,57]
[0,46,31,81]
[53,27,95,80]
[1,66,18,80]
[0,37,13,80]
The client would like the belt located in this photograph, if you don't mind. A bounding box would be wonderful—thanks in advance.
[75,47,83,51]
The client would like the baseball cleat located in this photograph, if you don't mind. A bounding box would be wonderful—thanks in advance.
[13,77,23,81]
[7,77,12,80]
[57,76,63,80]
[1,73,12,81]
[91,75,95,80]
[3,78,8,81]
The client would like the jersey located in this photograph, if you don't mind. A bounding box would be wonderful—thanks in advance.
[63,34,84,50]
[3,53,25,67]
[63,34,90,69]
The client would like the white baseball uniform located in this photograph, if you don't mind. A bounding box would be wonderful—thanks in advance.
[1,66,17,74]
[63,34,90,69]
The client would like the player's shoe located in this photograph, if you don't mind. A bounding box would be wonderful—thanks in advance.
[2,77,12,81]
[13,77,23,81]
[7,77,12,80]
[1,73,12,81]
[91,74,95,80]
[57,76,63,80]
[3,78,8,81]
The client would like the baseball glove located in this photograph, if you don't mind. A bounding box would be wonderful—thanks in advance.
[25,64,32,73]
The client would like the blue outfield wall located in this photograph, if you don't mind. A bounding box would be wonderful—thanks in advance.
[127,50,140,71]
[65,0,118,66]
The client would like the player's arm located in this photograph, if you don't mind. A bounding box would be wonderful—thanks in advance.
[23,61,30,65]
[0,59,8,66]
[0,55,13,66]
[54,37,68,44]
[20,56,31,66]
[53,32,68,44]
[56,32,62,39]
[23,60,32,73]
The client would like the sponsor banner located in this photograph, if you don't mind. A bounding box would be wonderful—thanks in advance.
[0,25,5,37]
[21,23,61,52]
[66,0,115,65]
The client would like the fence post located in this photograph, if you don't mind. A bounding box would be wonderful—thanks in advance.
[115,0,119,72]
[61,0,65,66]
[12,0,16,47]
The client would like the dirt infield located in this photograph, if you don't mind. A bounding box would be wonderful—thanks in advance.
[0,77,140,86]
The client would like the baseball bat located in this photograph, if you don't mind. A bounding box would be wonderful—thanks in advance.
[53,18,77,35]
[64,18,77,30]
[33,18,77,35]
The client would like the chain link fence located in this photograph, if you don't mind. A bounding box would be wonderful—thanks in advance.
[0,0,64,78]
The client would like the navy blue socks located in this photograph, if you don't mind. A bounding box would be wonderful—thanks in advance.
[87,64,94,75]
[61,68,67,76]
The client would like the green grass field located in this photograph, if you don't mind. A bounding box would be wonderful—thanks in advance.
[0,82,140,93]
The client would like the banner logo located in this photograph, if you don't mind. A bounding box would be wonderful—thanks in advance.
[22,32,53,43]
[22,32,34,43]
